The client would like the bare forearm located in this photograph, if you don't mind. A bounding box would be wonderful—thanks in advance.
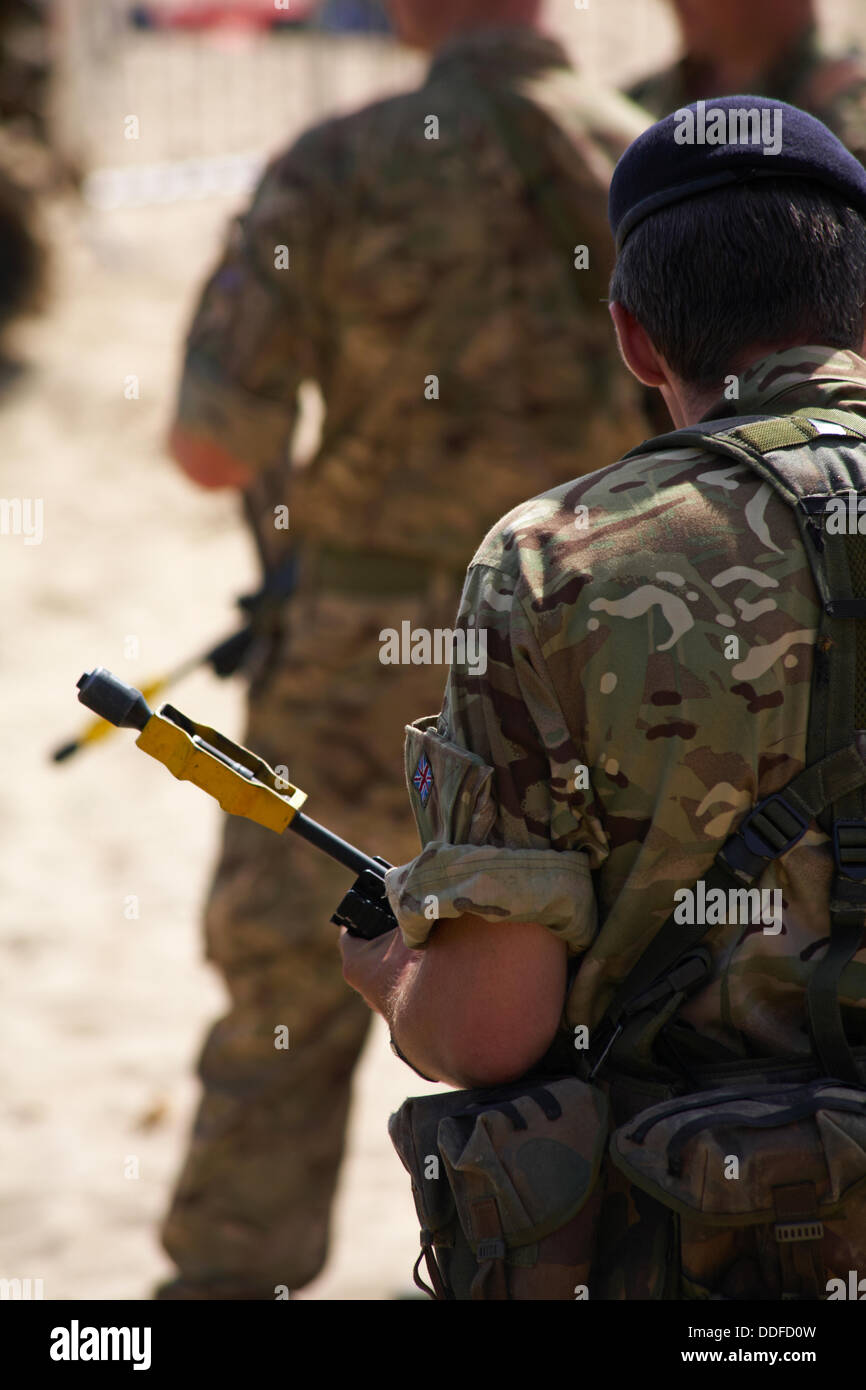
[337,930,463,1085]
[341,916,567,1090]
[387,960,519,1090]
[168,421,253,489]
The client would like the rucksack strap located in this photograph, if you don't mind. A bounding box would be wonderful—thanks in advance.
[592,408,866,1084]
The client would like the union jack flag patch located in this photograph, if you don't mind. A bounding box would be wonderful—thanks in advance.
[412,753,433,806]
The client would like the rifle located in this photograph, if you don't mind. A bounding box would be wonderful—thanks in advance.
[52,549,298,764]
[74,667,397,941]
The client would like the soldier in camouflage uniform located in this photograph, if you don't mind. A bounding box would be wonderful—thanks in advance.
[160,0,650,1298]
[624,0,866,440]
[628,0,866,163]
[341,99,866,1298]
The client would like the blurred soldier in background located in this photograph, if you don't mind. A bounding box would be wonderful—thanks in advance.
[0,0,50,376]
[159,0,650,1299]
[627,0,866,438]
[318,0,392,34]
[629,0,866,163]
[0,0,50,137]
[0,152,42,373]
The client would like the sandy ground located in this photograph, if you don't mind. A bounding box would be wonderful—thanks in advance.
[4,0,866,1305]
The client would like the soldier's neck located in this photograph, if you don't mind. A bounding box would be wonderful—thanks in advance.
[664,337,829,429]
[691,20,814,97]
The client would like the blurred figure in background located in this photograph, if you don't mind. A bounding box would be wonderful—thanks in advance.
[0,157,42,376]
[159,0,650,1299]
[0,0,50,137]
[317,0,392,34]
[628,0,866,163]
[0,0,50,380]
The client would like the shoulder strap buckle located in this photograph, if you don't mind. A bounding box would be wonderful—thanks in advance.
[718,793,809,879]
[589,948,712,1079]
[833,820,866,881]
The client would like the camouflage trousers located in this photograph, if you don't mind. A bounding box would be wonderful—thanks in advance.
[159,583,457,1296]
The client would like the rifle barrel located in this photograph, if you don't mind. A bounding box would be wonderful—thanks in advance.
[289,812,388,877]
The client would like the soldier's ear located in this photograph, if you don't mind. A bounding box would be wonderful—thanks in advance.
[609,302,668,390]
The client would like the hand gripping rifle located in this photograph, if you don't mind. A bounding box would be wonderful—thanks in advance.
[75,667,397,941]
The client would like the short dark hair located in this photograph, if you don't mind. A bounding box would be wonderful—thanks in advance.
[609,179,866,389]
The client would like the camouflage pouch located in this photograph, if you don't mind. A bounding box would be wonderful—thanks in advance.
[389,1075,609,1300]
[609,1079,866,1299]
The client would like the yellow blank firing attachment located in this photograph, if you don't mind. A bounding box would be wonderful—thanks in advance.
[137,710,307,832]
[76,668,397,939]
[77,668,306,833]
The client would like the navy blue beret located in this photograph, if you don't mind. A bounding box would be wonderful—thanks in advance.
[609,95,866,250]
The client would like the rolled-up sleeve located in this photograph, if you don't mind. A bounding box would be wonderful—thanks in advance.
[384,556,603,954]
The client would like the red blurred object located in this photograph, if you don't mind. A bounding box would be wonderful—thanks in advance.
[129,1,317,30]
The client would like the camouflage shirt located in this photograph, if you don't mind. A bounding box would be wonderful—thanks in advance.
[385,346,866,1062]
[627,24,866,165]
[174,26,649,571]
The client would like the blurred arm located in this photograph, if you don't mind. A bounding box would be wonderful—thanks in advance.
[168,140,329,492]
[168,421,254,490]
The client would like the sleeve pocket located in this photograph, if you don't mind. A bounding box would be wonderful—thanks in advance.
[404,717,497,849]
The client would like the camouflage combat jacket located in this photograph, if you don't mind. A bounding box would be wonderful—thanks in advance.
[173,26,649,573]
[386,346,866,1062]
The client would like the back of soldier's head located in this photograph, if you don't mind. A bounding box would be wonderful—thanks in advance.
[668,0,814,58]
[387,0,542,51]
[609,98,866,390]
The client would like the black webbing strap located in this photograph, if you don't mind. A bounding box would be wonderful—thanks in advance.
[805,914,864,1079]
[795,428,866,1083]
[592,741,866,1074]
[593,410,866,1082]
[626,1079,845,1143]
[665,1093,866,1177]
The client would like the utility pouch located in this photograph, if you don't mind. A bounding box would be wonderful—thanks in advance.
[389,1075,609,1300]
[609,1078,866,1300]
